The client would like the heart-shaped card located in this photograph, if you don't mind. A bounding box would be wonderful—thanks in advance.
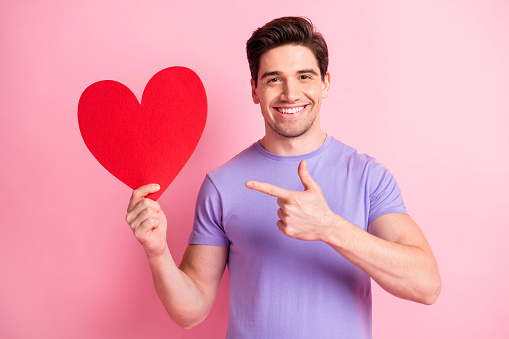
[78,67,207,200]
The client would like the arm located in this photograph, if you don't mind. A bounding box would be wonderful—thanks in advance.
[125,185,228,329]
[246,160,441,305]
[326,213,441,305]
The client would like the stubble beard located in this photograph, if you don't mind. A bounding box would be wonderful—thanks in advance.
[265,112,318,139]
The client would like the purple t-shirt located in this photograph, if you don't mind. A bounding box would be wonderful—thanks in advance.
[188,136,407,338]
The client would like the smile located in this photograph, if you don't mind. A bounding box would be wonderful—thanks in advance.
[275,105,307,114]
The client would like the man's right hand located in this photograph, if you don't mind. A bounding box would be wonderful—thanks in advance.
[126,184,168,257]
[125,184,228,330]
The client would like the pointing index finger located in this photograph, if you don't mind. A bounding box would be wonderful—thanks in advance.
[246,180,291,200]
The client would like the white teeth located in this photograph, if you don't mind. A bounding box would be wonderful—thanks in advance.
[277,106,305,114]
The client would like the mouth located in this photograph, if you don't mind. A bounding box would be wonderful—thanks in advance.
[274,105,308,114]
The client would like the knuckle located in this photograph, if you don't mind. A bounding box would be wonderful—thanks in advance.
[145,217,158,227]
[129,191,137,201]
[276,220,284,229]
[131,189,142,200]
[133,227,143,239]
[145,208,154,218]
[283,225,296,237]
[142,198,151,208]
[277,197,287,206]
[284,204,295,213]
[137,219,151,234]
[268,187,277,196]
[147,208,159,219]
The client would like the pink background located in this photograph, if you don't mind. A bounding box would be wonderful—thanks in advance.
[1,0,508,338]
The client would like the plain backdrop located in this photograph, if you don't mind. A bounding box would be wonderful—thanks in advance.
[1,0,508,338]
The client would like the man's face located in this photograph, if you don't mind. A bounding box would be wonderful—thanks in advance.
[251,44,330,139]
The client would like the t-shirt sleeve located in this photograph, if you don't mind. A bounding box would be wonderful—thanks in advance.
[188,175,230,246]
[367,160,408,225]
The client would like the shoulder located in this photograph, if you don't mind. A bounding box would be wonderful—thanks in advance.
[203,141,266,193]
[324,137,397,191]
[326,136,379,170]
[208,143,258,176]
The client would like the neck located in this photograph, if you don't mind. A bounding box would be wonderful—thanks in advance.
[259,128,327,156]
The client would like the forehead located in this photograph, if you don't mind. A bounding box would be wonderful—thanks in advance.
[258,45,319,75]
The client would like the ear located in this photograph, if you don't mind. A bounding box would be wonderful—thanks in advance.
[321,72,330,99]
[251,78,260,104]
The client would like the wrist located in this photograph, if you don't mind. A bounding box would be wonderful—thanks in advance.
[146,243,170,263]
[321,213,351,248]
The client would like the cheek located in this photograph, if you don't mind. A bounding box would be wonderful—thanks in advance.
[303,88,321,102]
[260,90,278,106]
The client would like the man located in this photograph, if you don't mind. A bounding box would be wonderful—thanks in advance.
[125,17,441,338]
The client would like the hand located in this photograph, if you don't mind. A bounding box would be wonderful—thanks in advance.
[125,184,168,257]
[246,160,340,241]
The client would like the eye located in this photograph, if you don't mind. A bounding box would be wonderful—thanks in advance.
[300,75,312,80]
[267,78,280,83]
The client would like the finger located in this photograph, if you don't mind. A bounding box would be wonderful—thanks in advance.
[276,197,287,208]
[126,198,161,225]
[126,198,160,226]
[277,208,285,221]
[276,219,286,232]
[298,160,318,191]
[133,217,161,238]
[129,208,159,230]
[127,184,160,212]
[246,180,292,199]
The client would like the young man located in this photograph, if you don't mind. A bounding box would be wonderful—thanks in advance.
[126,17,441,338]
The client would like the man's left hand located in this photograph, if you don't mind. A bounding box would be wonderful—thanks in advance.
[246,160,341,241]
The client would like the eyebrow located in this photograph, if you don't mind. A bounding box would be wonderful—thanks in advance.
[259,71,282,80]
[259,69,319,80]
[297,69,319,76]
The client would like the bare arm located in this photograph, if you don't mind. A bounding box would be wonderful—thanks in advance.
[126,185,228,329]
[326,213,441,305]
[246,160,441,305]
[148,244,228,329]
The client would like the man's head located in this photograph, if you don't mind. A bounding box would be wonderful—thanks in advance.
[246,16,329,87]
[246,19,331,144]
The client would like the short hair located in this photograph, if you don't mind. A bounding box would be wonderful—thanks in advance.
[246,16,329,87]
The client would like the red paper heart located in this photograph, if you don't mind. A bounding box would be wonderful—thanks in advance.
[78,66,207,201]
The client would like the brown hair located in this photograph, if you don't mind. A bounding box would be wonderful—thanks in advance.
[246,16,329,87]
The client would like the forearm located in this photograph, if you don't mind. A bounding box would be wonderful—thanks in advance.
[147,245,210,329]
[324,218,441,305]
[126,186,221,328]
[245,164,441,304]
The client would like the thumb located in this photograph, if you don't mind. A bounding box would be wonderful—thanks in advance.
[298,160,318,191]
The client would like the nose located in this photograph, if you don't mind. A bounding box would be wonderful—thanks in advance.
[281,80,299,102]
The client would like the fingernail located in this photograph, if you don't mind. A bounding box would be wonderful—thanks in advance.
[153,184,160,190]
